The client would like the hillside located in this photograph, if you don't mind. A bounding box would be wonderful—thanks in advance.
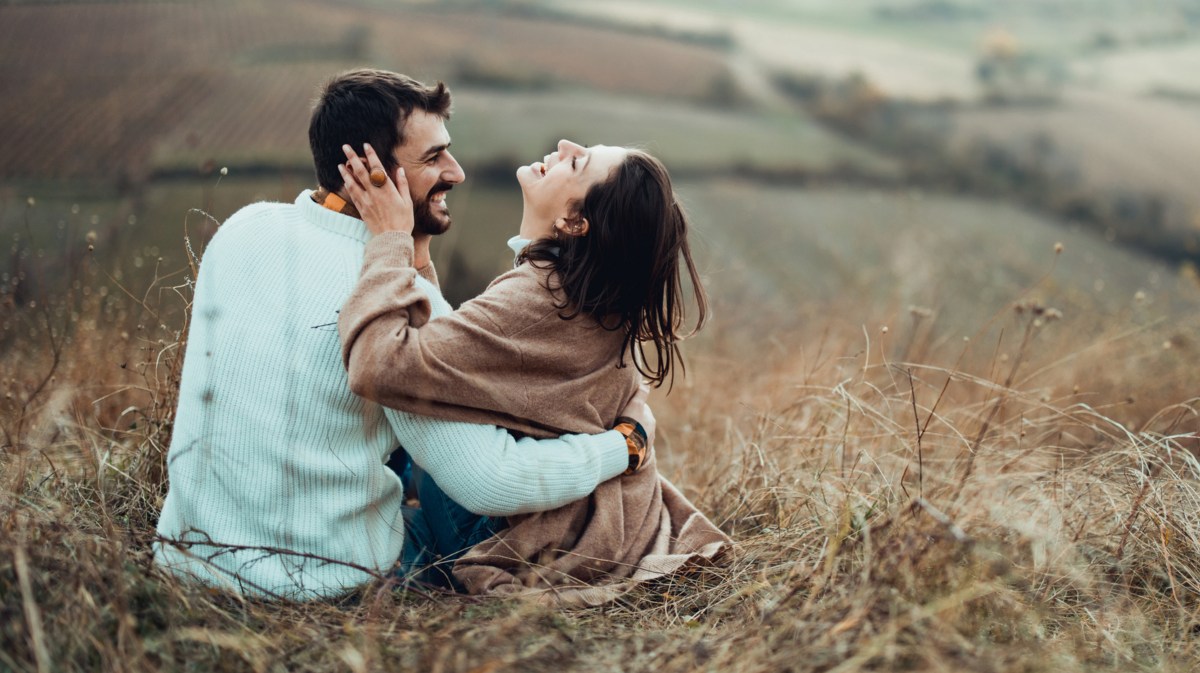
[0,0,733,182]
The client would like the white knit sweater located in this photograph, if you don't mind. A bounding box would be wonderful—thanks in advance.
[154,192,628,600]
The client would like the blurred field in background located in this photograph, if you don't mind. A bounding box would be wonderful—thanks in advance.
[3,0,1200,671]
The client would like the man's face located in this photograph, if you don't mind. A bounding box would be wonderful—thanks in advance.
[391,110,466,236]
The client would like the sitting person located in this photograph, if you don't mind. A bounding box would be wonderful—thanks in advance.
[337,138,730,604]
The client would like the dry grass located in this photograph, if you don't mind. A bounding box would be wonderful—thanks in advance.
[3,235,1200,673]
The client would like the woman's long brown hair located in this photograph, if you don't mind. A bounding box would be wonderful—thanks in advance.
[520,151,708,388]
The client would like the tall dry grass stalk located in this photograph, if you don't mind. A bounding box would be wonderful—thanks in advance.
[2,230,1199,672]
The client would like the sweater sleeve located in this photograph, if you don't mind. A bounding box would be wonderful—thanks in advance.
[339,231,541,421]
[385,408,629,516]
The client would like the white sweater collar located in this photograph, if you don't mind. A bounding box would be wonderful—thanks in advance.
[506,235,532,259]
[297,190,372,244]
[507,235,561,266]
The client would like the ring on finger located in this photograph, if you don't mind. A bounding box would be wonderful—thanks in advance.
[369,168,387,188]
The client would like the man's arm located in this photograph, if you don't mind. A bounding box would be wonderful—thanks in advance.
[385,409,629,517]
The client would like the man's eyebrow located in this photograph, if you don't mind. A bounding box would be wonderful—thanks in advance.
[420,142,450,160]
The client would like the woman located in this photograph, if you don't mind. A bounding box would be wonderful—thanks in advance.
[336,139,728,604]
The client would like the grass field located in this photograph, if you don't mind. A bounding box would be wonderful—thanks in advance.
[4,188,1200,668]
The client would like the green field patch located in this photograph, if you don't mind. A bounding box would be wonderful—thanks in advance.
[448,89,900,179]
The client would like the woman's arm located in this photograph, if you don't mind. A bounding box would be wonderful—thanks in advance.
[340,230,542,422]
[336,143,645,439]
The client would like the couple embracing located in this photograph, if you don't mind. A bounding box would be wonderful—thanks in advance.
[154,69,729,605]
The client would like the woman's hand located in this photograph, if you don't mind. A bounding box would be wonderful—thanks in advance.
[618,384,657,449]
[338,143,414,236]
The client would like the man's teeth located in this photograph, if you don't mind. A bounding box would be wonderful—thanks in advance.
[431,193,446,203]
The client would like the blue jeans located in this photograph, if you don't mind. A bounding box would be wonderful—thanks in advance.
[390,449,505,591]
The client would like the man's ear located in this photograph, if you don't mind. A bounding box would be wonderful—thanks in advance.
[554,216,590,237]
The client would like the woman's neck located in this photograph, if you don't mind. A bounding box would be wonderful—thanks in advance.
[518,213,554,241]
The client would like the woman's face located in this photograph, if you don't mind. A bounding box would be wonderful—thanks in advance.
[516,140,628,239]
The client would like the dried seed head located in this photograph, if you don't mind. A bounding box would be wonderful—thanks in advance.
[220,166,229,176]
[881,326,889,334]
[1054,242,1064,254]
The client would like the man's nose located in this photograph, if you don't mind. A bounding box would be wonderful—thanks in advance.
[442,151,466,184]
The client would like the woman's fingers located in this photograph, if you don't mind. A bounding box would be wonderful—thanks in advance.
[335,142,415,235]
[337,163,363,201]
[363,144,410,203]
[393,164,408,200]
[342,144,372,188]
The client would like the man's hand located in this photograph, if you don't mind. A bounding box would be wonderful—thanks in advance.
[338,143,414,236]
[618,384,656,449]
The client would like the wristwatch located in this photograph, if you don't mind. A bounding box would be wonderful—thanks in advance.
[614,416,648,475]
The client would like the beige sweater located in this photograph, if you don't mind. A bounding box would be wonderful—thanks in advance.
[339,232,729,604]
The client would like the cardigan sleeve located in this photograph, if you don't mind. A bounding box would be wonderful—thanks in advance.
[339,231,543,422]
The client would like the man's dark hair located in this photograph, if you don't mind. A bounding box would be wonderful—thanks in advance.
[309,69,452,192]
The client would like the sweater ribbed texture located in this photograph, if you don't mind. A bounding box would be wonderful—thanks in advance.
[154,192,628,600]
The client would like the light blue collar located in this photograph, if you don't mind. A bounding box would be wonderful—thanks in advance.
[507,235,561,267]
[506,235,532,260]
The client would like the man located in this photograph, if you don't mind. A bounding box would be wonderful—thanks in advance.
[154,69,646,600]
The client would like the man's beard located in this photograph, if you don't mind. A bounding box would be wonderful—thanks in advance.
[412,181,454,236]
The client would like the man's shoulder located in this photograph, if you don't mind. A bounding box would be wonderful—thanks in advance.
[218,200,298,238]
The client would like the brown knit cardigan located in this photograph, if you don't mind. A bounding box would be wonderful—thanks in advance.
[338,231,729,605]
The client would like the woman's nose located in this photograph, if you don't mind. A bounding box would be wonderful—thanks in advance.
[557,139,585,157]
